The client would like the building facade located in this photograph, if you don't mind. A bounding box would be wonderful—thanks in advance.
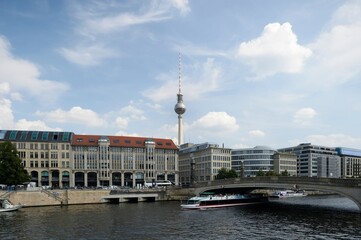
[178,142,232,185]
[232,147,297,177]
[336,147,361,178]
[317,155,341,178]
[278,143,340,177]
[0,130,178,188]
[273,152,297,176]
[232,146,278,177]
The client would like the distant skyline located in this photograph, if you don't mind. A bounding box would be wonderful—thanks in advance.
[1,0,361,149]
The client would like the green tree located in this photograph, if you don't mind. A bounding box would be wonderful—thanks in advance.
[265,170,278,176]
[0,141,30,186]
[256,169,265,176]
[216,168,238,179]
[281,169,290,176]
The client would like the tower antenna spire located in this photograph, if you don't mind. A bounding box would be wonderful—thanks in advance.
[178,52,182,94]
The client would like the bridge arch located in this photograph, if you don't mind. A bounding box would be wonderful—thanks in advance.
[193,177,361,212]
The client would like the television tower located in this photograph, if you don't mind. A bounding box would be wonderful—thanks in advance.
[174,53,186,146]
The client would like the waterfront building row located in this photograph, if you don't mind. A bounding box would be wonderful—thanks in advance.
[179,144,298,184]
[2,129,361,188]
[0,130,178,188]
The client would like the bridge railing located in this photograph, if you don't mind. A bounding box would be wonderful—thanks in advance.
[194,177,361,188]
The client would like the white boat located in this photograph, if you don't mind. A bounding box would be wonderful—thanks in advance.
[0,198,22,212]
[269,190,307,199]
[180,192,268,210]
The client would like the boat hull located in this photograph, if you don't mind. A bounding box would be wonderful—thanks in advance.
[0,198,22,212]
[181,195,268,210]
[0,205,22,212]
[269,190,307,199]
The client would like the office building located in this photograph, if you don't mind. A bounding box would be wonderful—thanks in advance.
[317,155,341,178]
[273,152,297,176]
[336,147,361,178]
[0,130,178,188]
[178,142,232,185]
[232,146,277,177]
[278,143,339,177]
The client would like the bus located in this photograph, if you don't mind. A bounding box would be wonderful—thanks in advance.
[144,180,172,188]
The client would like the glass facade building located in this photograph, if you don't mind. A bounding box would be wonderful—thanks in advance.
[232,146,276,177]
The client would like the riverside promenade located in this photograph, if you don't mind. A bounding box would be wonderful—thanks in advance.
[1,187,193,207]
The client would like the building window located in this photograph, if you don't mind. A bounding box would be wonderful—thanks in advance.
[62,132,70,141]
[42,132,49,141]
[20,131,28,140]
[53,133,59,141]
[9,131,17,140]
[31,131,39,140]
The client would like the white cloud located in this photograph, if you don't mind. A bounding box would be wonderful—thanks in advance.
[191,112,239,132]
[111,104,146,132]
[71,0,190,35]
[10,92,23,101]
[169,0,190,16]
[0,36,69,100]
[115,117,128,130]
[114,130,139,137]
[62,1,190,65]
[237,22,312,79]
[248,130,265,138]
[160,123,178,134]
[15,119,61,131]
[59,44,116,66]
[0,97,57,131]
[306,2,361,86]
[83,9,168,34]
[232,143,250,149]
[331,0,361,25]
[0,98,14,129]
[306,134,361,149]
[293,108,317,125]
[143,58,221,102]
[36,106,107,127]
[0,82,10,96]
[120,105,146,121]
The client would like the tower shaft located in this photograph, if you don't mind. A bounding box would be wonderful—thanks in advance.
[178,114,183,146]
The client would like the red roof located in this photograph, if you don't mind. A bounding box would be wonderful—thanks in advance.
[72,134,177,150]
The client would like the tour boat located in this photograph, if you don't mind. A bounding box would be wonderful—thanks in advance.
[180,192,268,210]
[269,190,307,199]
[0,198,22,212]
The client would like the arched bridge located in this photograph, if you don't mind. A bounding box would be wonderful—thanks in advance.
[192,177,361,211]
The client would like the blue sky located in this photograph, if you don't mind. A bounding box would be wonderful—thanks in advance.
[1,0,361,149]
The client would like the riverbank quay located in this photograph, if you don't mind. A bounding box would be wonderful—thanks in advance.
[0,187,334,208]
[0,187,194,208]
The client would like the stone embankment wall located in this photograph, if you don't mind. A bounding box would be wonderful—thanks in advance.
[6,189,111,207]
[4,187,195,207]
[166,187,195,201]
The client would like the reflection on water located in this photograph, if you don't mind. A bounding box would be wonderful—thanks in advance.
[0,195,360,240]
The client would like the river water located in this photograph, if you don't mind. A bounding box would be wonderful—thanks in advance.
[0,195,360,240]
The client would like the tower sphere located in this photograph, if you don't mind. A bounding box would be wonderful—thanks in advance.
[175,102,186,115]
[175,93,186,115]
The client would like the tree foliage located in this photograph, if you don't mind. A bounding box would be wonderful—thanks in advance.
[281,169,290,176]
[216,168,238,179]
[256,169,291,177]
[0,141,30,186]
